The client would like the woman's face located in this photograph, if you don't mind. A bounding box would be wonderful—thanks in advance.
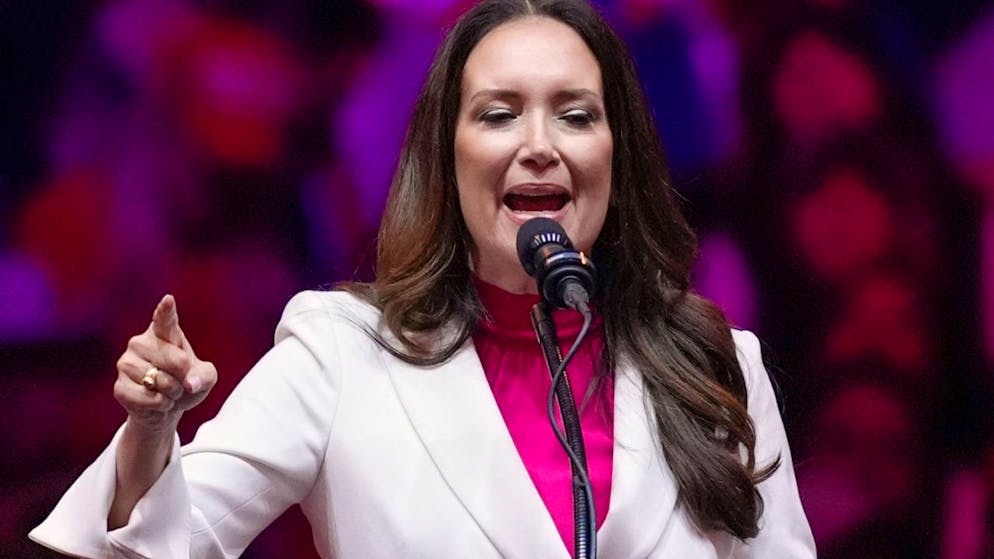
[454,16,613,294]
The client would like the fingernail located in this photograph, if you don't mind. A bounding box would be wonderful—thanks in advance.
[188,377,202,393]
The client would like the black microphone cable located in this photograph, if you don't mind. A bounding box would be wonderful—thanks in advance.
[543,305,597,559]
[519,216,599,559]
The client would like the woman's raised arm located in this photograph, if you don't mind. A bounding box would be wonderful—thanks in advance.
[109,295,217,529]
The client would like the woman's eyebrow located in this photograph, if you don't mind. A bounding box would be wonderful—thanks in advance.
[467,88,521,103]
[552,88,602,103]
[467,87,602,104]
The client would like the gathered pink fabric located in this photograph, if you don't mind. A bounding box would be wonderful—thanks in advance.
[471,276,614,556]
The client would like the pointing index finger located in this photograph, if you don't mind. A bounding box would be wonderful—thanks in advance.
[152,294,183,346]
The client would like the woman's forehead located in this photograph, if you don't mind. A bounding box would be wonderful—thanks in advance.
[460,16,603,98]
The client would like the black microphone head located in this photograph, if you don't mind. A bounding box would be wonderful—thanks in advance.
[516,217,597,309]
[516,217,572,277]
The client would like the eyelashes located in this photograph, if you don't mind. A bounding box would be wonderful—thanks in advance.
[479,108,516,124]
[559,108,596,126]
[477,107,601,128]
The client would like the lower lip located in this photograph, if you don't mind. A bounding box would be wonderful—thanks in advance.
[501,200,571,225]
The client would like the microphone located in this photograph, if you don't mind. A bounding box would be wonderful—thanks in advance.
[517,217,599,559]
[516,217,597,311]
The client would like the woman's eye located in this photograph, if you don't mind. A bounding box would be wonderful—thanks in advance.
[560,109,595,126]
[480,109,515,125]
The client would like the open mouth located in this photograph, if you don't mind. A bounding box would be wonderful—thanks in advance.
[503,192,571,213]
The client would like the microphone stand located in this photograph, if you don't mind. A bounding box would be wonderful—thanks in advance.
[530,302,596,559]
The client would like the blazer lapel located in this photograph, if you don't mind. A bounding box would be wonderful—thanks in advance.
[385,338,569,559]
[597,361,680,557]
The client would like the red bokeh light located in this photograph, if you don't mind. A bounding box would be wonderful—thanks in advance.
[792,166,893,284]
[773,31,881,148]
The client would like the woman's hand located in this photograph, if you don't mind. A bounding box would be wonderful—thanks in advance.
[114,294,217,432]
[108,294,217,529]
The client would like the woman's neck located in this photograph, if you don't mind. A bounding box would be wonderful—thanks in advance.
[470,253,537,295]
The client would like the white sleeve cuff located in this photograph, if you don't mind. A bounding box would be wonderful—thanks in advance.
[29,424,192,559]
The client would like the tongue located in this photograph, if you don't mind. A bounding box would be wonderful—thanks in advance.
[505,194,568,212]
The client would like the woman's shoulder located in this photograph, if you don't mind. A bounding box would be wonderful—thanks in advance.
[729,328,784,426]
[730,328,769,393]
[275,289,382,347]
[280,289,379,322]
[730,328,762,365]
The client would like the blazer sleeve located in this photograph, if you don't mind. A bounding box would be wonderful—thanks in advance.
[29,291,344,559]
[723,329,817,558]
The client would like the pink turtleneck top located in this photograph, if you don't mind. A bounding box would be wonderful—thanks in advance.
[471,277,614,556]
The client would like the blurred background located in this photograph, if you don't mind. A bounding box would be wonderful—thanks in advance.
[2,0,992,557]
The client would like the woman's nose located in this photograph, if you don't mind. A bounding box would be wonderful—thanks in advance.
[519,117,559,171]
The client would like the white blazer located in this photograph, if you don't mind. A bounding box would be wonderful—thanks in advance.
[30,291,816,558]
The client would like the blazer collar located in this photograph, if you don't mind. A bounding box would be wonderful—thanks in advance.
[385,340,679,559]
[598,360,680,556]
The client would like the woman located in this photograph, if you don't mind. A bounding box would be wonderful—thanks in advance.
[31,0,815,557]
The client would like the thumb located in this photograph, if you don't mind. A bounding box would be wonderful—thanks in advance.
[152,294,184,346]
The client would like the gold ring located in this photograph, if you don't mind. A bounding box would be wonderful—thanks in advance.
[141,367,159,391]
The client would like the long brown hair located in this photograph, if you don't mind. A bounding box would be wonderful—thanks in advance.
[342,0,779,539]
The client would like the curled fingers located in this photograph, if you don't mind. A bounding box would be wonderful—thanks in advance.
[114,369,177,413]
[117,353,186,401]
[126,334,191,373]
